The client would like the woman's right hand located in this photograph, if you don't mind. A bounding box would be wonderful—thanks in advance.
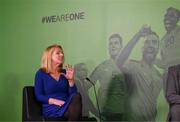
[48,98,65,106]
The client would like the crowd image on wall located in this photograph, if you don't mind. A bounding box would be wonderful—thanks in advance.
[74,7,180,121]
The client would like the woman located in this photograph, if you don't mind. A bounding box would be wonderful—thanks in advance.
[34,44,82,121]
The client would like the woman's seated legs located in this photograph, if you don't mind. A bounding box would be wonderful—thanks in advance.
[64,93,82,121]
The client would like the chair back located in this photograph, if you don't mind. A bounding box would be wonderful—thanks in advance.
[22,86,43,121]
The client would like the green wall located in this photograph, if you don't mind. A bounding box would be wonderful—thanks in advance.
[0,0,180,121]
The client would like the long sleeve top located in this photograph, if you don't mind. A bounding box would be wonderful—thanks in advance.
[34,68,77,117]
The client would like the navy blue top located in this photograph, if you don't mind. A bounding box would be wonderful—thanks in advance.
[34,68,77,117]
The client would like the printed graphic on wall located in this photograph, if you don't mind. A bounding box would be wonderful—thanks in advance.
[1,0,180,121]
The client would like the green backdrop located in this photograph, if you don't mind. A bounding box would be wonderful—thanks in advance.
[0,0,180,121]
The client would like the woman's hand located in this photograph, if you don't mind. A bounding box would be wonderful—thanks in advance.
[65,64,75,86]
[48,98,65,106]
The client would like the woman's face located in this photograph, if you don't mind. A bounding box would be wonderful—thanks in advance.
[51,47,64,65]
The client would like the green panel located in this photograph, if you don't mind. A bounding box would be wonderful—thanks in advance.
[0,0,180,121]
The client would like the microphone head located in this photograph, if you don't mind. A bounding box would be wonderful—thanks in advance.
[85,77,94,85]
[85,77,90,81]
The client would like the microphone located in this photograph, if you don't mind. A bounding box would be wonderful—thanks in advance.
[85,77,102,122]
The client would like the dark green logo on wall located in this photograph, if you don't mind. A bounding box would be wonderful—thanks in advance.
[42,12,85,23]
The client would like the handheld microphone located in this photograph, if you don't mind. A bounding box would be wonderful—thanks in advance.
[85,77,102,122]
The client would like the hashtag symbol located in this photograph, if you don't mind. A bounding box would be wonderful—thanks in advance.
[42,17,45,24]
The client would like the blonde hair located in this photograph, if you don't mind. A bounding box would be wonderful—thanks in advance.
[41,44,64,73]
